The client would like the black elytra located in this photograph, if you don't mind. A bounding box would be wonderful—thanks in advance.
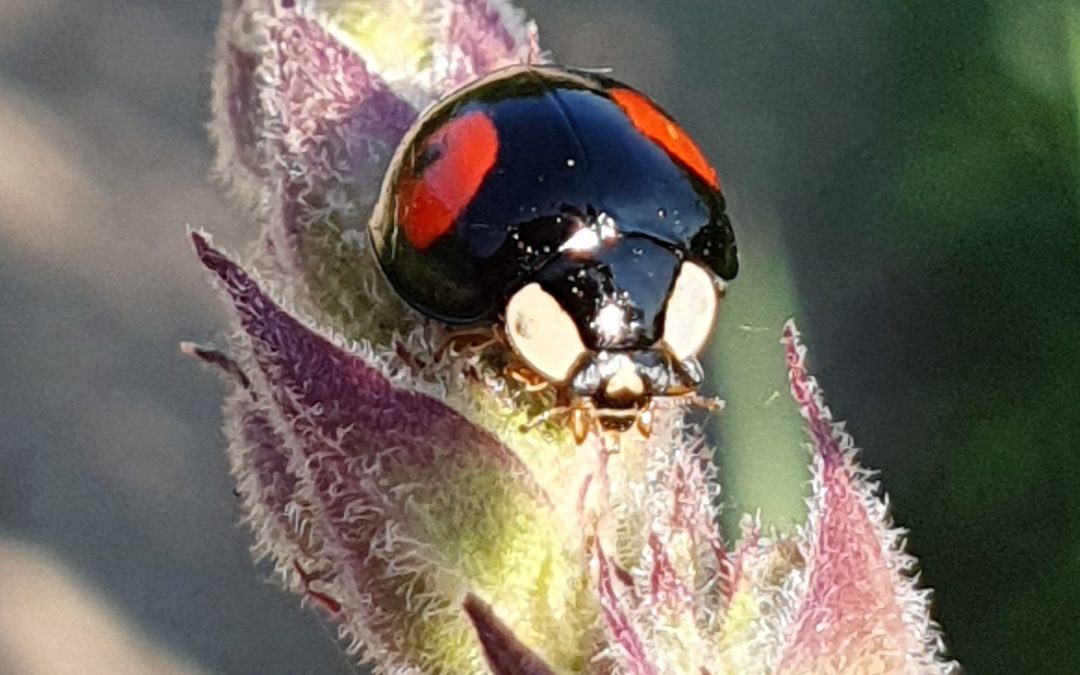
[369,65,738,410]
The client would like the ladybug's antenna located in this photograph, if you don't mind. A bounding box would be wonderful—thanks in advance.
[572,66,615,75]
[659,393,726,414]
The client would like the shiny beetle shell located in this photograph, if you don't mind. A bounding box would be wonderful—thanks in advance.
[370,66,738,431]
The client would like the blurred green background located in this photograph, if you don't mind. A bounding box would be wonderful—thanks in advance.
[0,1,1076,673]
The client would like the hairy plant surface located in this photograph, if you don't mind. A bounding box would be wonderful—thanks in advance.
[188,1,957,673]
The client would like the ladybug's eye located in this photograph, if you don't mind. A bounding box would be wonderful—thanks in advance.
[505,283,588,383]
[662,262,721,361]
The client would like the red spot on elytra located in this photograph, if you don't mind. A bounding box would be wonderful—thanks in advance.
[610,88,720,190]
[396,111,499,250]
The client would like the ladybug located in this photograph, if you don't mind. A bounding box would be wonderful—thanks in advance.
[370,66,738,438]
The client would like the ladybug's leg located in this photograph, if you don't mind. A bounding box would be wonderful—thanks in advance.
[505,362,550,392]
[635,408,654,438]
[553,384,576,408]
[519,405,571,432]
[664,392,726,414]
[557,390,596,444]
[570,407,593,444]
[519,401,595,444]
[687,393,725,413]
[434,327,499,362]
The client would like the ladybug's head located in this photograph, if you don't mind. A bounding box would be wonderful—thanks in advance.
[501,222,725,426]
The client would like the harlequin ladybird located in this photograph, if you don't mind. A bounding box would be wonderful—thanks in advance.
[370,66,738,439]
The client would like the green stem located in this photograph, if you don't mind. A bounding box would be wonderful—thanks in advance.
[1067,1,1080,206]
[709,216,807,535]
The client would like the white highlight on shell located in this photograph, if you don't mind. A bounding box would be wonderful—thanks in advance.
[558,212,620,254]
[559,226,601,253]
[596,212,619,240]
[662,262,720,361]
[593,302,628,343]
[505,283,588,382]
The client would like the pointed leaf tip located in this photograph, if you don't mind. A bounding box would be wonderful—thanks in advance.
[777,320,956,674]
[463,595,558,675]
[190,229,210,259]
[180,341,252,390]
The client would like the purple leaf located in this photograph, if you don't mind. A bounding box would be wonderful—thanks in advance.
[594,540,659,675]
[443,0,542,89]
[191,230,585,671]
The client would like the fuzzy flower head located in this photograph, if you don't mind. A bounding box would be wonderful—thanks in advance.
[188,1,957,673]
